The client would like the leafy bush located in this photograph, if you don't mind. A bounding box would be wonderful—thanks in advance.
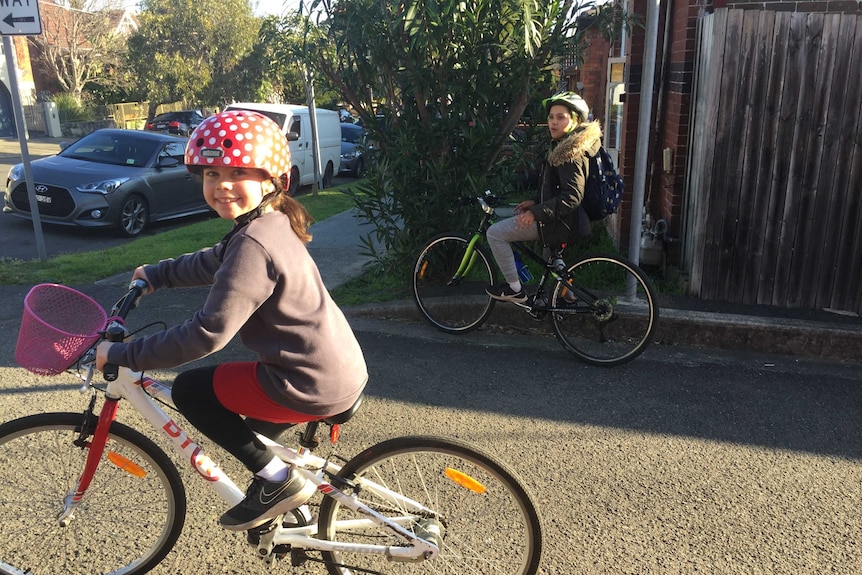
[52,93,95,122]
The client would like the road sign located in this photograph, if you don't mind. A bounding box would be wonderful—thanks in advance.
[0,0,42,36]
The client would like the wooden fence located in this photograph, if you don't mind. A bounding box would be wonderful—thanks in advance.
[684,8,861,314]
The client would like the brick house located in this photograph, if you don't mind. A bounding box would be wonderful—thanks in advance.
[27,0,137,96]
[0,1,137,137]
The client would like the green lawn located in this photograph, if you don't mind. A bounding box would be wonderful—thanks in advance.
[0,189,356,286]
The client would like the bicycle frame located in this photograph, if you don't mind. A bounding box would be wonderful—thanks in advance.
[455,195,598,315]
[71,362,440,562]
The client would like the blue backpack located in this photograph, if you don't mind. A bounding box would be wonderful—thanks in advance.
[582,147,624,221]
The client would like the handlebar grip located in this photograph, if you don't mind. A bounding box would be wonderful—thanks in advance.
[103,324,126,382]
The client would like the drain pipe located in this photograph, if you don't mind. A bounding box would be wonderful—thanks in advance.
[626,0,661,296]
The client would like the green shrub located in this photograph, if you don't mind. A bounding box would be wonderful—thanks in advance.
[52,93,95,122]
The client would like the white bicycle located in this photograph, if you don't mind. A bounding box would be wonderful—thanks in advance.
[0,280,542,575]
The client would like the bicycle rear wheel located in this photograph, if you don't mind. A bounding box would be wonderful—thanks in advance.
[0,412,186,575]
[318,436,542,575]
[412,234,496,333]
[551,253,658,366]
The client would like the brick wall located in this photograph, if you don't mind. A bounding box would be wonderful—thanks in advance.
[578,27,612,124]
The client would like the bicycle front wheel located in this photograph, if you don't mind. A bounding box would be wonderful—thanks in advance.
[0,412,186,575]
[318,436,542,575]
[551,253,658,366]
[413,234,496,333]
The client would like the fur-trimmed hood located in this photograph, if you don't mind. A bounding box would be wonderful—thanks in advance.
[547,121,603,167]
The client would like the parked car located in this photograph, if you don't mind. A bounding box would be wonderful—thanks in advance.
[3,129,209,237]
[144,110,204,136]
[340,123,368,178]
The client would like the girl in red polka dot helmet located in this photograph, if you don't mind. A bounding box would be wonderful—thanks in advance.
[186,110,291,189]
[97,109,368,531]
[185,109,311,243]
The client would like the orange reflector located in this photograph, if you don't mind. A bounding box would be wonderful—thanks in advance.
[106,451,147,478]
[419,261,429,279]
[445,468,486,494]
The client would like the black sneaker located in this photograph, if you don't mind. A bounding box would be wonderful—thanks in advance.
[220,472,316,531]
[486,284,528,303]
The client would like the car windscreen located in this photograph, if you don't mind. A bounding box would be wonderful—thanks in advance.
[342,129,364,144]
[226,107,287,130]
[60,134,159,167]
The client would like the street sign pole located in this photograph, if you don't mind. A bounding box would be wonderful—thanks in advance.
[2,0,46,260]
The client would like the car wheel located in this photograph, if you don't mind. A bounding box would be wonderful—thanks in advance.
[118,194,149,237]
[354,158,366,178]
[288,166,300,196]
[322,162,334,189]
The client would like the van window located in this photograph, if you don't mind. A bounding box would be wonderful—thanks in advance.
[289,117,301,137]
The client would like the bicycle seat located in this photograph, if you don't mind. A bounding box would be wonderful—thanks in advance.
[324,393,364,425]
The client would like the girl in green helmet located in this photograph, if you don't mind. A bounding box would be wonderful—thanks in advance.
[485,91,603,302]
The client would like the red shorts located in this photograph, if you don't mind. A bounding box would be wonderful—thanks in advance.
[213,362,323,424]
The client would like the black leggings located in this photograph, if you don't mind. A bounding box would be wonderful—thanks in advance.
[171,365,275,474]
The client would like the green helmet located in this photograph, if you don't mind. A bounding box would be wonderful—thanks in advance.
[542,92,590,123]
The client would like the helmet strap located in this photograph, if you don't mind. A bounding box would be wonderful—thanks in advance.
[214,186,281,261]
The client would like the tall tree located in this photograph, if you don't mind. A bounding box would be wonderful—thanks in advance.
[303,0,588,264]
[248,15,341,107]
[29,0,130,99]
[126,0,260,116]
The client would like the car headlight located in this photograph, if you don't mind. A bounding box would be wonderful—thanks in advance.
[8,164,23,181]
[76,177,131,194]
[341,151,357,161]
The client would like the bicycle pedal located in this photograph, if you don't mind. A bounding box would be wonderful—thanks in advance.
[245,512,285,546]
[527,295,548,320]
[291,548,310,567]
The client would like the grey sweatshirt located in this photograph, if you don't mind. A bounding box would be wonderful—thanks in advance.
[106,210,367,416]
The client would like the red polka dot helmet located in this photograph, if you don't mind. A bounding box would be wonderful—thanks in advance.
[185,110,291,187]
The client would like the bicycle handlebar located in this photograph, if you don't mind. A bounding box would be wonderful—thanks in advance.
[103,279,149,382]
[110,279,148,319]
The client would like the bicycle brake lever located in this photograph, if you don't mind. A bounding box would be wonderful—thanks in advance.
[77,350,97,393]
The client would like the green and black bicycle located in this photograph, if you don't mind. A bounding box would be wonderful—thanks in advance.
[412,191,659,367]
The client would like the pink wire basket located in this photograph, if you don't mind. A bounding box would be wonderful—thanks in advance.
[16,284,108,376]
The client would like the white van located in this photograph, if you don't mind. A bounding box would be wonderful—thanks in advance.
[224,102,341,194]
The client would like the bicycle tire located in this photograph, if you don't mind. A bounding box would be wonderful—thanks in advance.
[412,234,496,333]
[551,253,658,366]
[318,435,542,575]
[0,412,186,575]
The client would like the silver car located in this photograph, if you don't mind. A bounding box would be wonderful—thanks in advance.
[4,129,209,237]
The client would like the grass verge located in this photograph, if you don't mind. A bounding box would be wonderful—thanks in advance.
[0,189,356,286]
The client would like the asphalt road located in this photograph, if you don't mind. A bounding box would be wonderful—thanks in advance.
[0,280,860,574]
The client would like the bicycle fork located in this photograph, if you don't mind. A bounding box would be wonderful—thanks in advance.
[58,395,120,526]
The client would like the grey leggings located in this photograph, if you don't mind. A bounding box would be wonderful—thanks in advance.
[486,216,540,285]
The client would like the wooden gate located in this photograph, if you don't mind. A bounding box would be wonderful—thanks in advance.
[684,8,862,314]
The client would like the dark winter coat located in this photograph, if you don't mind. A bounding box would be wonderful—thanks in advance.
[529,121,602,248]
